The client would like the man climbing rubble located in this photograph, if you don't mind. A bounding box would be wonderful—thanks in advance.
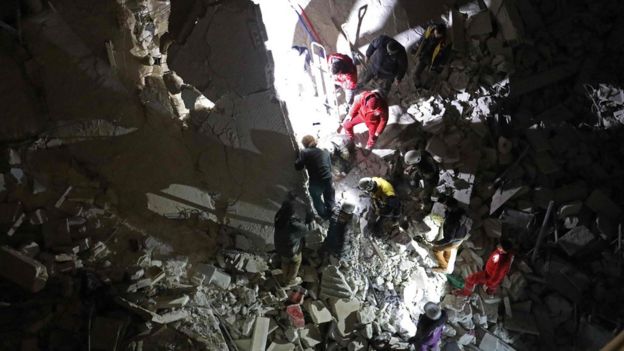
[409,302,447,351]
[328,52,358,107]
[342,90,389,150]
[412,23,450,88]
[403,149,439,213]
[358,177,401,235]
[274,197,313,287]
[295,135,335,220]
[321,201,356,262]
[458,238,515,296]
[430,200,471,273]
[360,35,407,96]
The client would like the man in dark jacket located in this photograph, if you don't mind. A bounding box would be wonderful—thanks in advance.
[322,202,356,261]
[360,35,407,96]
[403,149,439,213]
[274,199,310,287]
[295,135,335,220]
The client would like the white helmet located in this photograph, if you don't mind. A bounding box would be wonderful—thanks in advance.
[424,302,442,320]
[358,177,376,192]
[340,202,356,215]
[404,150,422,165]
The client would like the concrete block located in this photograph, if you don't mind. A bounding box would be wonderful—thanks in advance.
[490,184,523,214]
[159,310,190,324]
[0,246,48,292]
[299,324,322,348]
[196,264,231,290]
[303,300,332,324]
[467,11,492,36]
[250,316,270,351]
[286,304,305,328]
[267,342,295,351]
[585,189,623,219]
[479,332,515,350]
[357,305,377,324]
[329,298,361,337]
[558,226,595,256]
[154,295,190,309]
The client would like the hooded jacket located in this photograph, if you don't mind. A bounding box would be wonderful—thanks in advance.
[365,35,408,80]
[327,53,358,90]
[349,91,389,138]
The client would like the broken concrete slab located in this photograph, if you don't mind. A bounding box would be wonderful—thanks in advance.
[467,11,493,37]
[250,316,270,351]
[267,341,295,351]
[299,324,322,348]
[480,332,516,350]
[558,226,595,256]
[329,298,361,337]
[196,264,231,290]
[510,64,577,96]
[303,300,332,324]
[490,183,524,214]
[0,246,48,292]
[585,189,623,219]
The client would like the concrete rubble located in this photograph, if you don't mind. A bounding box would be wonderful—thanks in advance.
[0,0,622,349]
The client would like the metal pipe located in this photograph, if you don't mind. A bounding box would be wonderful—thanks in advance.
[532,200,555,264]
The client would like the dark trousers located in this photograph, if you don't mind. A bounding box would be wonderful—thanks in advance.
[309,179,335,219]
[359,69,394,97]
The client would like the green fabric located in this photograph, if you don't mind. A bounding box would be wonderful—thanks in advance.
[446,274,464,289]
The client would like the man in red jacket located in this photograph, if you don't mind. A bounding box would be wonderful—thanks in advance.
[328,53,358,105]
[342,90,388,150]
[459,239,514,296]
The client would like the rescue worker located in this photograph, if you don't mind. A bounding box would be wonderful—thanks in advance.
[342,90,388,150]
[274,198,311,287]
[360,35,408,96]
[403,149,439,213]
[322,201,356,261]
[328,53,358,106]
[458,238,514,296]
[295,135,335,220]
[409,302,447,351]
[412,23,450,87]
[358,177,400,235]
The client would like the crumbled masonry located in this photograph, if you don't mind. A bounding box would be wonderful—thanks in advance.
[0,0,623,350]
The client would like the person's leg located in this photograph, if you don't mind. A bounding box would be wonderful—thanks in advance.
[343,115,364,140]
[413,58,427,86]
[308,182,326,218]
[433,248,448,270]
[322,179,336,217]
[289,252,302,283]
[380,77,393,97]
[358,68,374,88]
[345,88,355,106]
[281,256,292,285]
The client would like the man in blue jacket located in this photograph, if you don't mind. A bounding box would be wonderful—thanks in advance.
[360,35,408,96]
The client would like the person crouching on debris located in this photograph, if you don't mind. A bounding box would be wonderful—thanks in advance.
[328,53,358,107]
[295,135,335,220]
[360,35,407,96]
[322,201,356,262]
[358,177,400,235]
[343,90,388,150]
[403,149,439,213]
[410,302,447,351]
[412,23,450,87]
[458,238,515,296]
[431,201,471,273]
[274,197,312,287]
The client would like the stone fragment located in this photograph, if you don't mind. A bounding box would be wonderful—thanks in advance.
[357,305,377,324]
[558,226,595,256]
[479,332,516,350]
[468,11,492,36]
[196,264,231,290]
[558,201,583,218]
[329,298,361,337]
[154,295,190,309]
[585,189,623,219]
[267,342,295,351]
[320,265,353,299]
[159,310,190,324]
[28,209,48,225]
[490,184,523,214]
[0,246,48,292]
[303,300,332,324]
[286,304,305,328]
[483,218,502,238]
[250,316,270,351]
[299,324,322,348]
[7,212,26,236]
[504,311,539,335]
